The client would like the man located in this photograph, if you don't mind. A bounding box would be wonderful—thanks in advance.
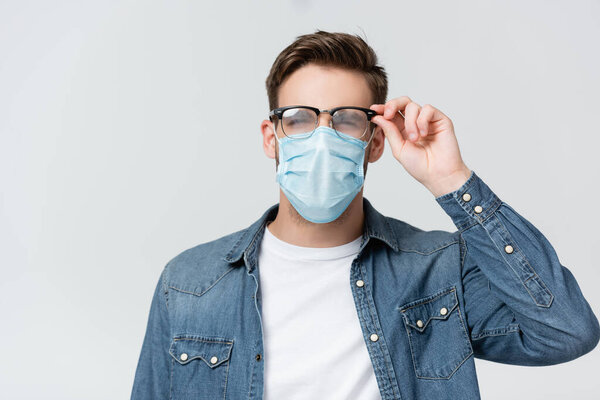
[131,30,599,400]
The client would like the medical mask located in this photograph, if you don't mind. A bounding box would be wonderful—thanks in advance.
[275,125,369,223]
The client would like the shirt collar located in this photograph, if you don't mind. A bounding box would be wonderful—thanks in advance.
[223,197,400,268]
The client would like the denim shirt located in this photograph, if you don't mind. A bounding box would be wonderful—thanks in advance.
[131,170,600,400]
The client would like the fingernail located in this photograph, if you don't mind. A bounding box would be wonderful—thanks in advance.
[410,133,418,141]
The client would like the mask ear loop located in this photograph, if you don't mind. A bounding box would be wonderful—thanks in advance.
[272,120,283,145]
[365,109,406,148]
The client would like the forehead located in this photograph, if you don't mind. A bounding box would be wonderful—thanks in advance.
[277,63,373,109]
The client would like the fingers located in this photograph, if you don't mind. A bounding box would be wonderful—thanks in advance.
[369,103,406,137]
[370,114,405,157]
[416,104,435,137]
[403,102,421,141]
[382,96,411,119]
[371,97,439,143]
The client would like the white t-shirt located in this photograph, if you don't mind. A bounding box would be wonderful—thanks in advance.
[258,223,382,400]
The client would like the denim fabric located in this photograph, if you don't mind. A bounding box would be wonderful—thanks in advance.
[131,170,600,400]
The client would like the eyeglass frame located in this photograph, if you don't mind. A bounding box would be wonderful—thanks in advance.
[268,105,380,145]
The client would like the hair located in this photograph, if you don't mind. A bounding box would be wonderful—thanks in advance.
[265,29,388,111]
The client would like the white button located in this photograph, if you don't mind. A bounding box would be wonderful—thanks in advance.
[462,193,471,202]
[356,280,365,287]
[180,353,188,361]
[416,320,424,328]
[474,205,483,214]
[370,333,379,342]
[210,356,218,364]
[440,307,448,316]
[505,245,514,254]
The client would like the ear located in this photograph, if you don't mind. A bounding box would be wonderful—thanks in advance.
[367,125,385,163]
[261,119,277,159]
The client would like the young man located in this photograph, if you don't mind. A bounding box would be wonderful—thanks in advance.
[131,30,599,400]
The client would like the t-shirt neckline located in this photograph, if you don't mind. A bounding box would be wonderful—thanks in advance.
[262,223,363,261]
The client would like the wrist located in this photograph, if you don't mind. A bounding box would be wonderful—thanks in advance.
[427,166,472,198]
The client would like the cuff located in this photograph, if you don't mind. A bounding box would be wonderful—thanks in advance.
[435,170,502,231]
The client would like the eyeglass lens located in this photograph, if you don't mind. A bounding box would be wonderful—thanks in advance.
[281,108,369,139]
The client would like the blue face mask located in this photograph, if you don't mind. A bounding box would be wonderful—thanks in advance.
[274,125,371,223]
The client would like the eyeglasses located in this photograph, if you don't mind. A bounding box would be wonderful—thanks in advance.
[268,105,378,141]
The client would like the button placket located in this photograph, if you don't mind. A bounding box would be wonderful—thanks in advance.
[350,259,402,397]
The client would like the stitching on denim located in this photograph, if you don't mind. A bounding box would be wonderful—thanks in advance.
[435,170,477,202]
[491,210,554,307]
[458,219,479,233]
[224,227,250,261]
[460,234,467,271]
[416,333,472,379]
[480,196,502,223]
[168,266,236,297]
[382,217,400,251]
[174,338,234,344]
[247,350,255,400]
[169,347,229,398]
[522,275,554,308]
[400,285,473,379]
[223,358,230,400]
[417,347,473,380]
[357,258,401,399]
[170,336,234,368]
[403,313,421,381]
[496,207,555,305]
[455,302,475,364]
[240,216,272,272]
[403,301,473,379]
[169,357,173,400]
[171,353,228,368]
[471,324,520,340]
[405,296,458,331]
[462,213,552,308]
[466,195,502,224]
[398,239,459,255]
[456,194,502,232]
[462,220,523,282]
[398,286,456,312]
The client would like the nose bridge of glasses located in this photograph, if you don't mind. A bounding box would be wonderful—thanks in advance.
[317,110,334,128]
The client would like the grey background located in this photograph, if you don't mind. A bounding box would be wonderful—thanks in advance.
[1,0,599,398]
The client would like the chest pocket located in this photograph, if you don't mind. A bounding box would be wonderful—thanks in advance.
[398,285,473,379]
[169,334,234,399]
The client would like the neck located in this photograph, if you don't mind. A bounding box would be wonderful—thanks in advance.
[267,189,365,248]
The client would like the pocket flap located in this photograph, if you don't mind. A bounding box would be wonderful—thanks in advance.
[169,335,234,368]
[398,286,458,333]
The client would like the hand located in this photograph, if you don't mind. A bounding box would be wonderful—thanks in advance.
[370,97,472,198]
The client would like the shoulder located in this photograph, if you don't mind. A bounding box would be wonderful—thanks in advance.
[384,214,461,254]
[161,227,247,294]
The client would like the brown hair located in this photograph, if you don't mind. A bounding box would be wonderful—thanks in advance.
[265,29,388,110]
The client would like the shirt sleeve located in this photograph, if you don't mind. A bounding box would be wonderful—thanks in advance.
[435,169,600,365]
[130,266,172,399]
